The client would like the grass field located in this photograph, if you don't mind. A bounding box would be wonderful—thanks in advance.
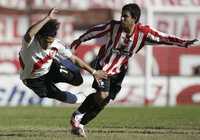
[0,106,199,140]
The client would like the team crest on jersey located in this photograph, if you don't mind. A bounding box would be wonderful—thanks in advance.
[112,43,132,57]
[111,33,133,57]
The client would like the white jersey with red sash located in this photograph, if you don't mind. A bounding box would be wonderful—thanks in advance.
[19,37,72,80]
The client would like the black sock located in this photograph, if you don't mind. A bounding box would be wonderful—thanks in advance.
[80,104,103,125]
[80,97,110,125]
[78,93,96,114]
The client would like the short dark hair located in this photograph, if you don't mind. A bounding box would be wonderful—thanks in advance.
[37,19,60,37]
[122,3,141,23]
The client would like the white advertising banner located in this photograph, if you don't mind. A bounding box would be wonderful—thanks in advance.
[113,77,168,106]
[0,75,55,106]
[0,75,95,106]
[169,77,200,106]
[1,75,199,106]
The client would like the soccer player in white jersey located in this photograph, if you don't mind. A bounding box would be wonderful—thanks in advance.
[19,8,107,104]
[69,3,198,137]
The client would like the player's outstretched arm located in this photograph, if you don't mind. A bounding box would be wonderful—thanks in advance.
[70,55,107,80]
[188,39,200,47]
[145,26,199,48]
[24,8,58,43]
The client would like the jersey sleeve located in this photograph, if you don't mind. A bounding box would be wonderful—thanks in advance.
[79,20,113,42]
[145,26,187,47]
[60,47,73,58]
[56,40,73,58]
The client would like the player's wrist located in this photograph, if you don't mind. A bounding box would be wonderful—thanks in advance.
[92,69,97,75]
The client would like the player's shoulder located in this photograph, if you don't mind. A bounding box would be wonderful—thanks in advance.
[137,23,151,32]
[49,38,66,51]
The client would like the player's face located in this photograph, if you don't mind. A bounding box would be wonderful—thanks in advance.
[38,36,55,49]
[121,10,136,32]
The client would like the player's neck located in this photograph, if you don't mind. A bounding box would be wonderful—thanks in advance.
[126,24,135,37]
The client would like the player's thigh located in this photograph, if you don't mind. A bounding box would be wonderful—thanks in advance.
[45,83,67,100]
[57,66,83,85]
[58,58,83,85]
[92,78,110,91]
[24,78,48,98]
[92,78,110,99]
[109,70,127,99]
[48,60,83,85]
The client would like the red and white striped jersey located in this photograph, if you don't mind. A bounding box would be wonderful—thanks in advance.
[78,20,188,75]
[19,37,72,80]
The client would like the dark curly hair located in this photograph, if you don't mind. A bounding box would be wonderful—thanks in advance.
[37,19,60,37]
[122,3,141,23]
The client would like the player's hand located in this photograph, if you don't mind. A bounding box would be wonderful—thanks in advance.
[47,8,58,19]
[188,39,200,47]
[70,39,81,51]
[183,39,199,48]
[93,70,108,80]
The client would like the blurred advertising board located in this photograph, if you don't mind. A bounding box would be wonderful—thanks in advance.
[0,0,200,107]
[0,43,200,75]
[1,8,200,75]
[0,75,55,106]
[0,75,200,106]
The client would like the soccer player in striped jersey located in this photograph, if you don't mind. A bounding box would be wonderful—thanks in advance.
[19,8,107,104]
[70,3,198,137]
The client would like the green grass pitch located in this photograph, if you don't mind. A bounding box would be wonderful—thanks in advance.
[0,106,199,140]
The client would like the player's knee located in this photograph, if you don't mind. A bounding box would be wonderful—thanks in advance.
[70,74,83,86]
[101,91,109,99]
[98,91,109,100]
[95,91,110,106]
[72,78,83,86]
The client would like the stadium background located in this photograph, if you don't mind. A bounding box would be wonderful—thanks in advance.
[0,0,200,107]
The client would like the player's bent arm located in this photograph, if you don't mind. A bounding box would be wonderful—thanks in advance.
[70,21,112,50]
[24,16,50,43]
[24,8,57,44]
[79,21,111,42]
[70,55,107,79]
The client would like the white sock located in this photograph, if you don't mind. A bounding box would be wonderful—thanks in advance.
[74,110,85,122]
[79,124,84,129]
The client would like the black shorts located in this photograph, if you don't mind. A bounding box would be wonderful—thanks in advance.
[23,59,83,99]
[91,59,127,100]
